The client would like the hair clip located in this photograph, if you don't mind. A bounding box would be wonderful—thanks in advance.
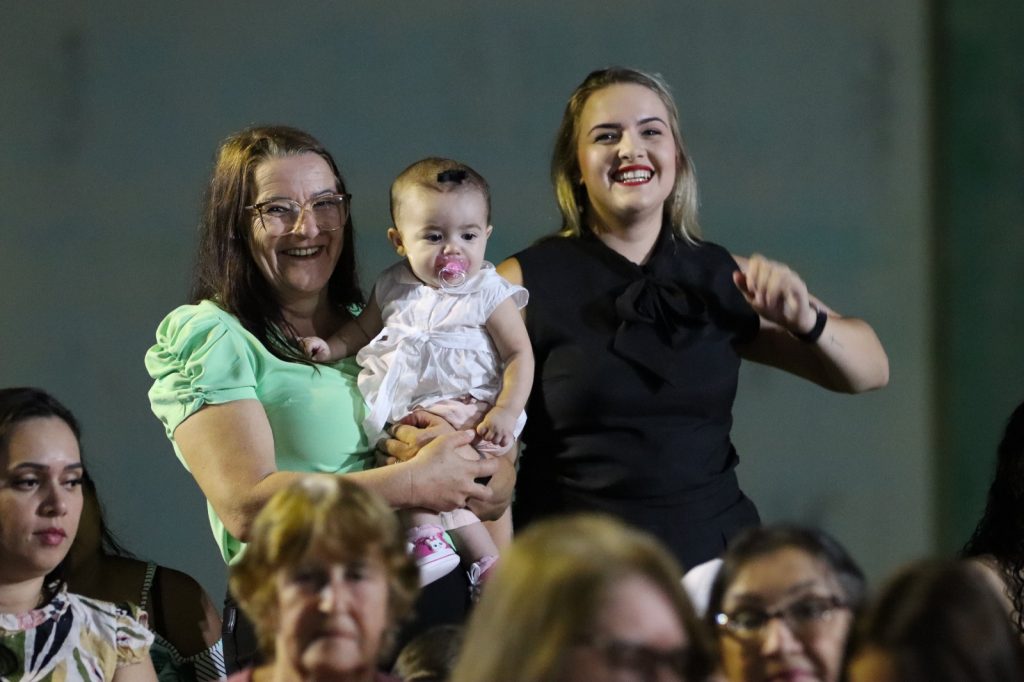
[437,169,468,184]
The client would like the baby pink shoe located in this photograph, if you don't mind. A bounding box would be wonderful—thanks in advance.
[409,525,460,586]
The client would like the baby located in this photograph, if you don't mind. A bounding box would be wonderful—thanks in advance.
[301,158,533,593]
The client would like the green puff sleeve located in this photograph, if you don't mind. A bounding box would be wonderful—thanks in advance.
[145,302,260,443]
[146,300,373,564]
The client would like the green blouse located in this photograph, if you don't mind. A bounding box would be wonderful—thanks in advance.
[145,300,373,564]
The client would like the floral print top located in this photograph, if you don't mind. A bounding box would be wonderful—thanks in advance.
[0,587,153,681]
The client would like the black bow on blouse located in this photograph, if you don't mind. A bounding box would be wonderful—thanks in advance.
[604,229,710,385]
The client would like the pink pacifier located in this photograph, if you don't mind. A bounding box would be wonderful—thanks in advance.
[436,257,468,291]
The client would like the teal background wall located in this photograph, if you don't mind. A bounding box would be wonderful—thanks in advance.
[2,2,1014,601]
[933,0,1024,552]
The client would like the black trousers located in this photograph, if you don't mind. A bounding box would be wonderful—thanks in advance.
[222,568,471,673]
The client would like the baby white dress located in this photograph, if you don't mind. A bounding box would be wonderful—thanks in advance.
[357,260,528,444]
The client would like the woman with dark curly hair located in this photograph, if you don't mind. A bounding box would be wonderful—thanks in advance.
[961,399,1024,633]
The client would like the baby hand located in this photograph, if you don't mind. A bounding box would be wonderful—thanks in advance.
[477,407,516,449]
[299,336,331,361]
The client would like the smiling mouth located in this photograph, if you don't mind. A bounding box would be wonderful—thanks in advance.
[613,166,654,185]
[282,246,323,257]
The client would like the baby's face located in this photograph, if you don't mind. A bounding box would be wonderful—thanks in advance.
[389,186,492,288]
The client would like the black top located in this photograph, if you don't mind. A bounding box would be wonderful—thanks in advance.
[513,227,761,569]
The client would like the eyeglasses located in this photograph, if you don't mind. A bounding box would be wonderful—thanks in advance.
[715,595,848,641]
[580,636,690,680]
[246,193,351,236]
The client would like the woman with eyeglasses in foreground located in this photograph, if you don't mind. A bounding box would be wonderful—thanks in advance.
[705,524,865,682]
[228,476,418,682]
[145,126,512,669]
[0,387,157,682]
[449,514,716,682]
[845,560,1024,682]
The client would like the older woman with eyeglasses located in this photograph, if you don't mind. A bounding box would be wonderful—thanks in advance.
[449,514,717,682]
[146,126,513,670]
[705,524,865,682]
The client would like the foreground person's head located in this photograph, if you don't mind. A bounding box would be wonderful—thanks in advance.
[450,514,716,682]
[230,477,418,681]
[846,560,1024,682]
[707,525,865,682]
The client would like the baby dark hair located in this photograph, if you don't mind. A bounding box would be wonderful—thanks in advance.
[390,157,491,224]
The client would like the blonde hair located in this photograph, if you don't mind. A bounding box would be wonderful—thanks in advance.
[449,514,715,682]
[390,156,491,225]
[228,477,418,657]
[551,67,701,242]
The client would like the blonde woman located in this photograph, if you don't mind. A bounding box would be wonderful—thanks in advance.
[450,514,716,682]
[500,67,889,570]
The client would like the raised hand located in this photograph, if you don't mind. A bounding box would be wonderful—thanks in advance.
[733,254,818,335]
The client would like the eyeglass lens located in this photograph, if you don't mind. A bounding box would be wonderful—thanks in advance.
[718,596,843,639]
[257,196,346,233]
[601,639,688,678]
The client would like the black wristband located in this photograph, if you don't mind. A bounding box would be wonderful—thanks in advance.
[794,307,828,343]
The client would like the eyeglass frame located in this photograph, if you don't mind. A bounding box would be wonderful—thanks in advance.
[577,635,691,679]
[244,192,352,236]
[714,594,848,642]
